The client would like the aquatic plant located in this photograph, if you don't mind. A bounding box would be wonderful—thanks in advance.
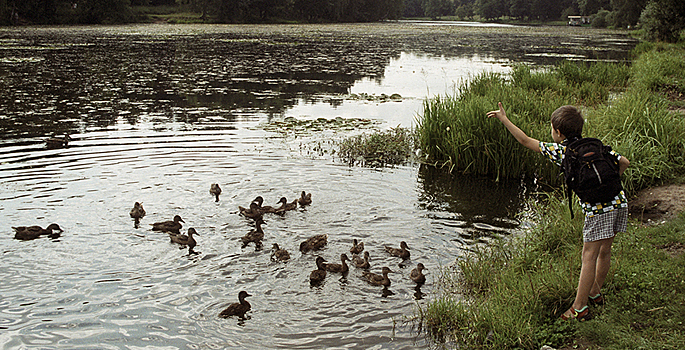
[336,126,415,167]
[416,59,685,195]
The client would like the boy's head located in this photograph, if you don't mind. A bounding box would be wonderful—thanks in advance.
[550,105,583,140]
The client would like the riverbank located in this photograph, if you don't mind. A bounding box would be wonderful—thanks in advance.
[413,41,685,349]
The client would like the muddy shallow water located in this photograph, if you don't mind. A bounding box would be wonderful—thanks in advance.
[0,23,636,349]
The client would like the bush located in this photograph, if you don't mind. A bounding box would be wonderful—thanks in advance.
[591,9,610,28]
[639,0,685,43]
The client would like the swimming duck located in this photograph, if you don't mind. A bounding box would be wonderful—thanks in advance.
[239,202,263,219]
[274,197,298,214]
[385,241,410,260]
[218,291,252,319]
[299,234,328,253]
[151,215,185,234]
[169,227,199,254]
[323,253,350,274]
[271,243,290,262]
[297,191,312,206]
[130,202,146,220]
[350,238,364,255]
[309,256,327,284]
[12,223,63,240]
[410,263,426,285]
[352,251,370,269]
[210,184,222,202]
[260,197,287,214]
[241,217,266,248]
[45,134,72,149]
[362,266,393,287]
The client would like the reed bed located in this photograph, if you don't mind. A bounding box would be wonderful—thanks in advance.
[416,59,684,196]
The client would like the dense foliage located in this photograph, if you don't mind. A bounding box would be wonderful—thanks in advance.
[0,0,675,28]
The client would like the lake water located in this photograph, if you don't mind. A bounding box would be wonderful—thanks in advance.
[0,22,636,349]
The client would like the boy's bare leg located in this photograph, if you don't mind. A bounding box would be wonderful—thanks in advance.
[564,240,602,316]
[590,236,615,297]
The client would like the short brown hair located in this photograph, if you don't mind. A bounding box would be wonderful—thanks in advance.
[551,105,583,139]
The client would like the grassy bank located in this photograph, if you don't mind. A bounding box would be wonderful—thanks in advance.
[413,43,685,348]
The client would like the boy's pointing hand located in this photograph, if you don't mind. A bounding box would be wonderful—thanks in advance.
[486,102,507,121]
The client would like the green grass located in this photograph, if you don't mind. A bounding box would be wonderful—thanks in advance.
[416,50,685,196]
[413,196,685,349]
[336,126,415,167]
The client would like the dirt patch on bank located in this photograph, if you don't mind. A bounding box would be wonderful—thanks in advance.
[628,183,685,224]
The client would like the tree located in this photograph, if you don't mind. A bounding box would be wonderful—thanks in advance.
[476,0,507,20]
[610,0,647,27]
[639,0,685,42]
[425,0,453,19]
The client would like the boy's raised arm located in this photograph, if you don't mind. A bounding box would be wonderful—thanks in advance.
[487,102,541,153]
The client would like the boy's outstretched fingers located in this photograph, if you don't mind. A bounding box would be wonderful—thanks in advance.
[486,102,506,120]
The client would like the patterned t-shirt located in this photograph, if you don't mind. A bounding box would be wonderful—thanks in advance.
[539,141,628,217]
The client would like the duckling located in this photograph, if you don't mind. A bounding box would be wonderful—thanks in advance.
[350,238,364,255]
[151,215,184,234]
[385,241,410,260]
[353,251,371,269]
[299,234,328,253]
[260,197,287,214]
[297,191,312,206]
[309,256,327,284]
[218,291,252,319]
[45,134,72,149]
[130,202,146,220]
[410,263,426,285]
[169,227,200,254]
[210,183,222,202]
[239,202,263,219]
[241,217,266,249]
[271,243,290,262]
[12,223,63,240]
[362,266,393,287]
[274,197,298,214]
[323,253,350,274]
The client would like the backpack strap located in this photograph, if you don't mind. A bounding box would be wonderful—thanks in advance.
[562,137,580,220]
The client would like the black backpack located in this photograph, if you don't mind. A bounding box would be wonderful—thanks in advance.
[561,137,623,218]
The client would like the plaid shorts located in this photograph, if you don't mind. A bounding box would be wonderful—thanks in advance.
[583,207,628,242]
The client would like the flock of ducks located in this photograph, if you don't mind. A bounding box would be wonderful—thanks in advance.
[11,181,427,321]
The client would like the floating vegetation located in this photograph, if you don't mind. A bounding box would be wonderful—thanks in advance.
[259,116,381,135]
[336,126,416,167]
[0,57,45,64]
[348,93,403,102]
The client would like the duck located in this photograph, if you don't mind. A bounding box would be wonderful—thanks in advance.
[271,243,290,262]
[274,197,298,214]
[385,241,410,260]
[299,234,328,253]
[130,202,146,220]
[218,291,252,319]
[309,256,327,284]
[151,215,184,234]
[45,133,72,149]
[362,266,393,287]
[239,202,263,219]
[323,253,350,274]
[260,197,287,214]
[297,191,312,206]
[410,263,426,285]
[350,238,364,255]
[169,227,199,254]
[12,223,63,240]
[241,217,266,248]
[352,251,370,269]
[210,183,222,202]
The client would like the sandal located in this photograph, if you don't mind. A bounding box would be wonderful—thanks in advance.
[589,293,605,306]
[560,305,592,321]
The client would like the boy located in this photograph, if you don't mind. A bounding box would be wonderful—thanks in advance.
[487,102,630,321]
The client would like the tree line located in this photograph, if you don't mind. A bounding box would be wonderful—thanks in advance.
[1,0,683,42]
